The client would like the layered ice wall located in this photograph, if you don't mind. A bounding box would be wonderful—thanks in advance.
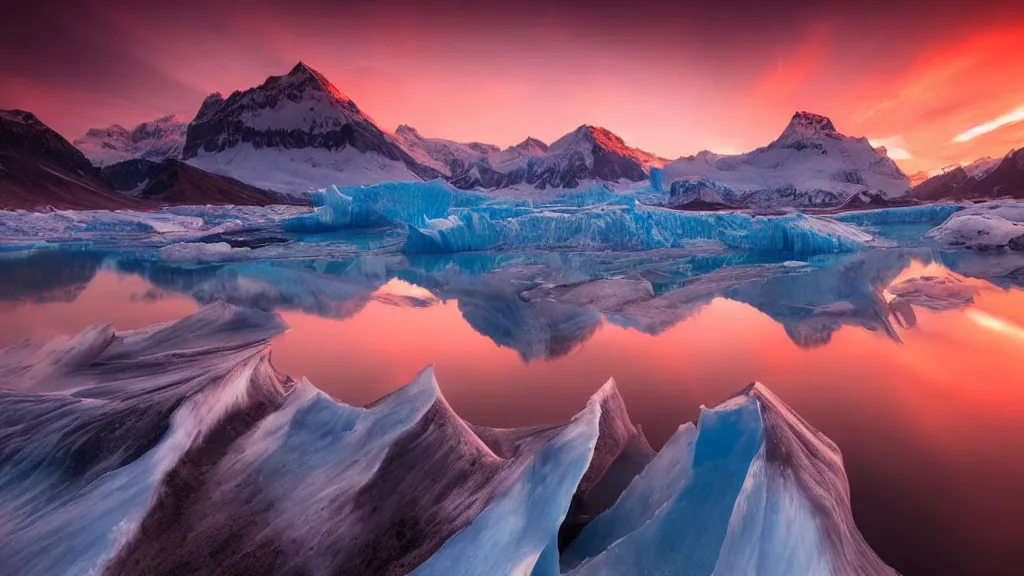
[0,307,899,575]
[404,203,874,255]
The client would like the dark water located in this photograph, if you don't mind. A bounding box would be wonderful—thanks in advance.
[0,247,1022,576]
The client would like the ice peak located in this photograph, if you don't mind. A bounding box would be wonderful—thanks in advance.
[589,377,622,405]
[367,364,442,409]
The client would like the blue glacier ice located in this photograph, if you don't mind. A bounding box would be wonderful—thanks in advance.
[832,203,962,226]
[561,422,698,569]
[285,180,490,231]
[649,166,664,193]
[567,393,764,575]
[539,185,627,208]
[564,384,898,576]
[403,203,874,255]
[411,386,600,576]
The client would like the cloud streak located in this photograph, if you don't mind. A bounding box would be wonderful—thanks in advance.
[951,106,1024,143]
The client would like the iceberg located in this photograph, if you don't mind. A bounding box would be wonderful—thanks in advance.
[923,202,1024,249]
[0,306,899,575]
[286,180,491,231]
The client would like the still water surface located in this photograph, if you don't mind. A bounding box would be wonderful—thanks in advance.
[1,248,1022,576]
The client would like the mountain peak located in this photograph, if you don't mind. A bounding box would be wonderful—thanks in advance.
[549,124,664,168]
[510,137,548,153]
[0,109,45,128]
[551,124,620,153]
[774,111,840,146]
[277,61,352,103]
[74,113,187,167]
[288,61,316,76]
[395,124,421,139]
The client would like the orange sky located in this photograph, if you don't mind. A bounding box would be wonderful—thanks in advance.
[1,0,1023,173]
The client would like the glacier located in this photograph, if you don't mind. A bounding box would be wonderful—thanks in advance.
[284,179,488,231]
[0,305,899,575]
[403,202,874,255]
[0,179,1019,262]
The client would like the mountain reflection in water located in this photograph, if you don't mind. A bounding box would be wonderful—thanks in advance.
[0,247,1023,576]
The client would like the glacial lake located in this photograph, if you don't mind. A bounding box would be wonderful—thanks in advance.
[1,247,1022,576]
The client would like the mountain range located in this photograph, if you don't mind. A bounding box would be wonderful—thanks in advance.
[73,114,187,167]
[0,110,139,210]
[910,151,1023,202]
[1,61,1020,211]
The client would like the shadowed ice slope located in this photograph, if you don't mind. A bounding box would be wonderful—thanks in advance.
[0,307,897,575]
[564,384,898,576]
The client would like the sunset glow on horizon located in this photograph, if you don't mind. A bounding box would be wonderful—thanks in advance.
[2,0,1023,174]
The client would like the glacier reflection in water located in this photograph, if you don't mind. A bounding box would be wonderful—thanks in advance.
[0,247,1023,576]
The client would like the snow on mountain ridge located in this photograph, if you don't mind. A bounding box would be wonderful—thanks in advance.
[549,125,667,168]
[912,148,1024,202]
[963,156,1002,179]
[662,111,910,208]
[74,114,187,167]
[444,124,666,191]
[771,111,840,148]
[393,124,501,176]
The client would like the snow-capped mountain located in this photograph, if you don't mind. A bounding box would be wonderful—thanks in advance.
[448,125,667,192]
[182,62,440,194]
[0,110,139,210]
[74,114,187,167]
[963,156,1002,179]
[392,124,500,177]
[662,112,911,208]
[912,149,1024,202]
